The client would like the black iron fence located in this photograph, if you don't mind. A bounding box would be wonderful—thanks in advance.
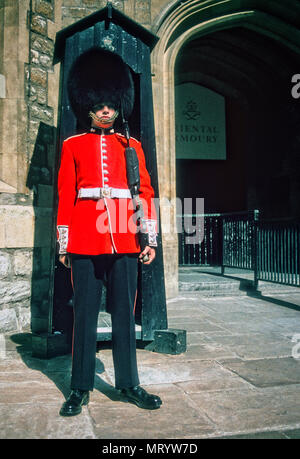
[257,219,300,286]
[178,210,300,287]
[178,212,221,266]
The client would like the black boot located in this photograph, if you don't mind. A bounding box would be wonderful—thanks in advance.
[120,386,162,410]
[59,389,89,417]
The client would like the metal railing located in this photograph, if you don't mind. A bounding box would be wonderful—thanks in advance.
[222,210,258,271]
[257,219,300,286]
[178,213,221,266]
[178,210,300,288]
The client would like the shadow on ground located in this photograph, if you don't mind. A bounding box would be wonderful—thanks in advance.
[8,333,125,403]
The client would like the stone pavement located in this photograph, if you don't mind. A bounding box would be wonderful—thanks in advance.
[1,270,300,439]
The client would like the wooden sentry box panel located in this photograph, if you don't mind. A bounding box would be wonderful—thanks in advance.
[52,4,167,342]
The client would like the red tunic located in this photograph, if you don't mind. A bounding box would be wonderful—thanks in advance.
[56,132,157,255]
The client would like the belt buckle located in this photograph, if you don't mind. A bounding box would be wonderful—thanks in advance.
[101,187,111,198]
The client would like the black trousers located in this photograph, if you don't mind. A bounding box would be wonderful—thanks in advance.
[70,253,140,391]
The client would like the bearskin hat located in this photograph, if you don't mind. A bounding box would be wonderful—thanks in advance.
[67,47,135,129]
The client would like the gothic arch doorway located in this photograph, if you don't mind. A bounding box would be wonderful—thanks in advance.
[152,0,300,295]
[174,26,299,215]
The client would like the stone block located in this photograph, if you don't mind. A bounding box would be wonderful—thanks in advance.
[152,328,187,355]
[3,28,18,68]
[36,86,48,105]
[1,154,18,191]
[62,0,83,6]
[47,19,57,41]
[82,0,101,5]
[35,0,54,20]
[16,306,31,330]
[48,64,60,125]
[0,252,11,279]
[30,49,40,67]
[2,205,35,248]
[0,194,16,206]
[0,308,18,333]
[134,0,151,25]
[62,6,90,19]
[39,54,52,68]
[30,50,52,71]
[13,250,33,276]
[1,99,18,154]
[31,13,47,36]
[0,180,17,194]
[0,74,5,98]
[0,280,31,306]
[30,67,47,88]
[0,217,5,248]
[28,119,40,144]
[3,2,19,27]
[31,33,54,55]
[30,103,53,123]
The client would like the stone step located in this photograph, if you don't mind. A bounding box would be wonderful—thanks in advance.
[178,267,300,297]
[179,267,251,296]
[256,281,300,296]
[179,280,249,296]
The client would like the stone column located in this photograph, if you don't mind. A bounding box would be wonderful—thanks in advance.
[0,0,57,335]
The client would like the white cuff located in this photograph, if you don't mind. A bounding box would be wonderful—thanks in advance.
[142,219,157,247]
[57,225,69,254]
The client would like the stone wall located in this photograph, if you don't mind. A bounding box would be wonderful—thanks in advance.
[0,0,57,334]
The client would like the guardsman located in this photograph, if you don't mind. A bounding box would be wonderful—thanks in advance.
[58,48,162,416]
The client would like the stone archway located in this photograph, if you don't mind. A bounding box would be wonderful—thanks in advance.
[151,0,300,297]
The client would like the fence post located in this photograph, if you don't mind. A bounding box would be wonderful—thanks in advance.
[252,209,260,289]
[220,215,225,275]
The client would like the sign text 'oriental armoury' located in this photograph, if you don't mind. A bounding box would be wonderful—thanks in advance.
[175,82,226,160]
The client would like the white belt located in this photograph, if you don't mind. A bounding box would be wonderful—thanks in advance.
[78,187,131,199]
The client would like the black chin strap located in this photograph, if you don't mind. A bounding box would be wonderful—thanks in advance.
[89,127,115,135]
[120,99,130,147]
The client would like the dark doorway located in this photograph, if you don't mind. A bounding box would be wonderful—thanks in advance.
[175,27,300,219]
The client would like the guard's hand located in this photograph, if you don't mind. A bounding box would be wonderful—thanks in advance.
[59,254,71,268]
[139,246,156,265]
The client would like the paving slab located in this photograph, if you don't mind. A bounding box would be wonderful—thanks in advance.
[219,357,300,387]
[168,319,229,333]
[225,341,293,360]
[101,355,241,386]
[2,284,300,439]
[188,384,300,435]
[217,430,289,439]
[174,363,252,392]
[218,428,300,439]
[0,403,96,439]
[89,384,216,439]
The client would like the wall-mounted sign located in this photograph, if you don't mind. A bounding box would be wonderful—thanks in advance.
[175,82,226,160]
